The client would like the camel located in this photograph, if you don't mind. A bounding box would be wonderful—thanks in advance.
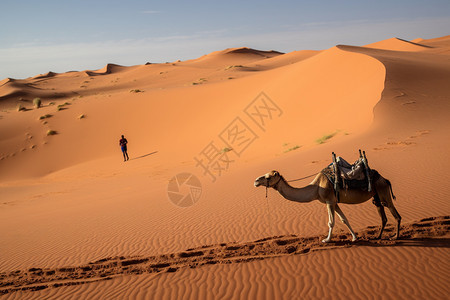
[254,169,401,243]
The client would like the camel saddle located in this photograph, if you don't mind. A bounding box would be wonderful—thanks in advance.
[322,158,380,191]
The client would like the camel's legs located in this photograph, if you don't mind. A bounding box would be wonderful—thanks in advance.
[335,204,357,241]
[375,205,387,239]
[377,182,402,239]
[386,204,401,239]
[322,203,335,243]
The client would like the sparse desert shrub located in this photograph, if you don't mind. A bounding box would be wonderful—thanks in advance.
[56,103,69,111]
[33,98,42,108]
[221,147,233,153]
[225,65,243,70]
[316,132,337,144]
[17,104,26,112]
[78,114,85,119]
[130,89,143,93]
[49,102,55,105]
[284,145,301,153]
[39,114,52,120]
[47,130,57,136]
[192,78,207,85]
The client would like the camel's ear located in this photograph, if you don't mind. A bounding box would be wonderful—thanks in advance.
[272,171,279,176]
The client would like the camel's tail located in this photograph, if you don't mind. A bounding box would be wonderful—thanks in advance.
[386,179,396,200]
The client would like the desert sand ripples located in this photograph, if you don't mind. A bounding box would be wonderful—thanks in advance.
[5,240,447,300]
[1,216,448,298]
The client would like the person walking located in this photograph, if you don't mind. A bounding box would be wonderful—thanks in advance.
[119,135,129,161]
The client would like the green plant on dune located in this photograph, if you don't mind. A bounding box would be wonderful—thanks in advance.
[316,132,337,144]
[221,147,233,153]
[39,114,52,120]
[284,145,301,153]
[225,65,243,70]
[47,130,57,136]
[130,89,143,93]
[17,104,26,112]
[57,102,70,111]
[33,98,42,109]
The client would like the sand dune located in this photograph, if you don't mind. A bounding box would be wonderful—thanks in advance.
[84,64,129,76]
[1,35,450,299]
[186,47,283,67]
[364,37,432,51]
[32,72,58,80]
[246,50,320,70]
[1,216,448,297]
[0,44,385,180]
[0,78,15,87]
[420,35,450,47]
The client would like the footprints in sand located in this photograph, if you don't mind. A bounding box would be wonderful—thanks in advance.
[393,91,417,105]
[402,101,416,105]
[0,132,37,160]
[373,130,430,151]
[1,216,449,295]
[409,130,430,139]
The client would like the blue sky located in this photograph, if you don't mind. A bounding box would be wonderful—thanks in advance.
[1,0,449,79]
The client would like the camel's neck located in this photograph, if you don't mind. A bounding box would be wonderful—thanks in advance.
[274,177,318,203]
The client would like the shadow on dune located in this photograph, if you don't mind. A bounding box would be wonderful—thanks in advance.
[130,151,158,160]
[334,237,450,249]
[392,238,450,248]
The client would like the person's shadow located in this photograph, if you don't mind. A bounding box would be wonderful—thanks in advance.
[130,151,158,160]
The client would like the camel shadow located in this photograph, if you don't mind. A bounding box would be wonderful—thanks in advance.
[392,238,450,248]
[331,237,450,249]
[130,151,158,160]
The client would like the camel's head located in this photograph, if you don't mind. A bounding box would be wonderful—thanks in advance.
[254,170,282,188]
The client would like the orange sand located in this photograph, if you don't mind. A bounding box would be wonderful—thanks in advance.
[1,35,450,299]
